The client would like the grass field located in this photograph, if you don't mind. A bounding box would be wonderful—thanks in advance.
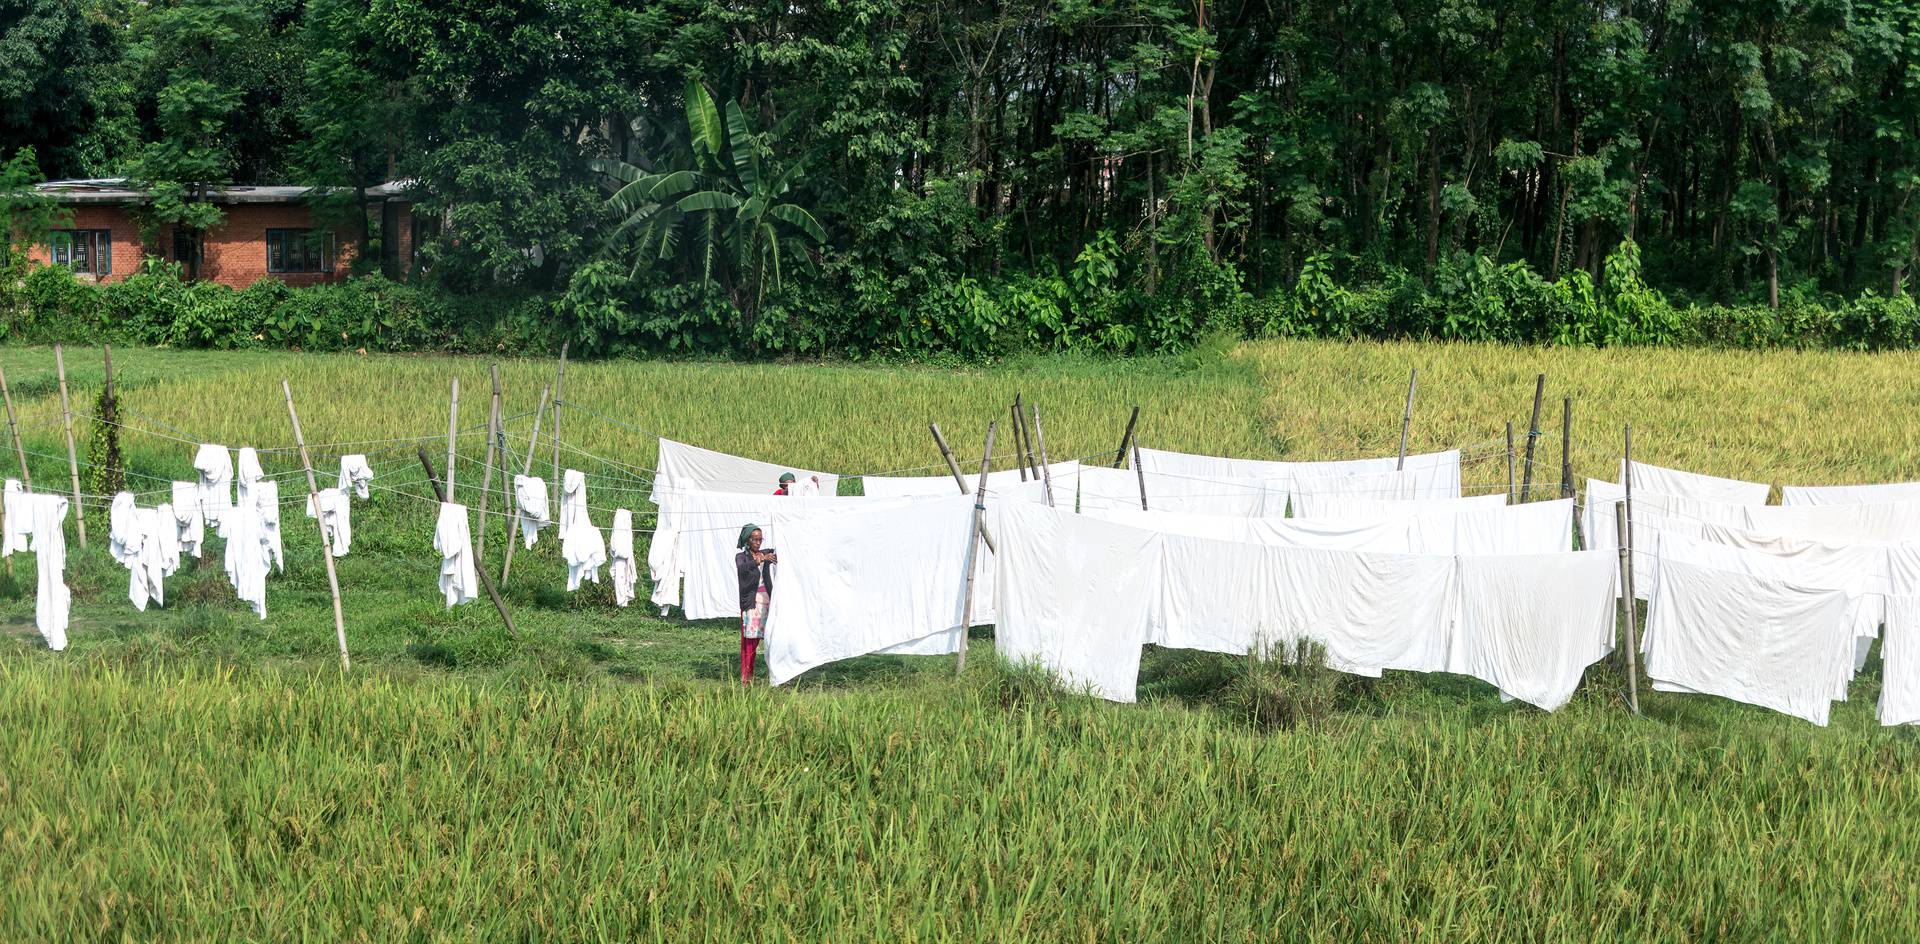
[5,339,1920,940]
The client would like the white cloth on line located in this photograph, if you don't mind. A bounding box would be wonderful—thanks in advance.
[305,487,352,557]
[861,461,1083,502]
[193,444,233,533]
[1267,544,1458,676]
[256,479,284,572]
[764,495,975,686]
[991,500,1160,702]
[1081,505,1411,552]
[25,493,70,650]
[1280,463,1462,504]
[170,480,204,558]
[1783,480,1920,506]
[434,502,479,607]
[125,506,180,611]
[1643,557,1855,725]
[1,479,30,556]
[650,438,839,502]
[1089,499,1572,557]
[560,469,607,591]
[1292,492,1507,520]
[609,509,637,607]
[1740,501,1920,546]
[1583,479,1747,554]
[1622,460,1771,505]
[235,447,265,506]
[513,475,551,549]
[1077,465,1279,516]
[1878,596,1920,726]
[222,486,272,620]
[648,489,921,618]
[1451,552,1618,711]
[337,454,375,499]
[1137,445,1461,494]
[1410,499,1575,556]
[108,491,138,567]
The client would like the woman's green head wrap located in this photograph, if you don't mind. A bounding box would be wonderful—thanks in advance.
[737,523,761,549]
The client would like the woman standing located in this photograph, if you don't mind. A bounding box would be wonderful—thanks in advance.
[735,523,776,683]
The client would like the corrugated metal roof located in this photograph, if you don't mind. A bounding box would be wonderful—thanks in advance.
[32,180,415,204]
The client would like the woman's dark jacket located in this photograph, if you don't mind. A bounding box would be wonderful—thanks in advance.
[736,550,772,613]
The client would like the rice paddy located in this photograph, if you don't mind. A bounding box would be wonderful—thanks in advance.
[4,339,1920,940]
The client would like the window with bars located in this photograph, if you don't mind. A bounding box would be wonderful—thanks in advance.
[265,229,335,274]
[48,230,112,276]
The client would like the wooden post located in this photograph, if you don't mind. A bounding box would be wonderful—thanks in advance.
[1614,502,1641,715]
[550,340,568,502]
[501,384,549,585]
[1560,397,1573,499]
[1008,404,1028,481]
[283,380,351,673]
[0,366,31,489]
[1396,368,1417,470]
[478,366,501,564]
[1519,372,1545,502]
[1623,424,1636,604]
[955,420,997,676]
[444,377,460,500]
[53,344,85,547]
[1030,403,1056,508]
[1505,422,1516,503]
[930,423,994,554]
[420,447,518,636]
[1011,393,1036,477]
[1134,441,1149,510]
[1113,406,1139,468]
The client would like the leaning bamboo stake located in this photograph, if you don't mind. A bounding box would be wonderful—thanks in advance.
[1396,368,1417,470]
[0,366,31,489]
[1560,397,1574,499]
[1134,441,1149,510]
[1615,502,1641,715]
[930,423,995,554]
[955,420,997,676]
[1008,404,1028,481]
[550,340,568,507]
[1030,403,1056,508]
[283,380,350,673]
[53,344,84,547]
[1519,372,1545,502]
[1113,406,1139,468]
[478,366,501,564]
[1011,393,1036,477]
[1623,424,1636,604]
[1505,422,1516,503]
[501,384,549,586]
[419,447,518,636]
[445,377,460,499]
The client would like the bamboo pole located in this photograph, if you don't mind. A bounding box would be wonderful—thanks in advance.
[1113,406,1139,468]
[1623,425,1636,605]
[501,384,549,586]
[1134,441,1149,510]
[1505,422,1516,503]
[0,366,30,489]
[1396,368,1417,470]
[1011,393,1036,477]
[1560,397,1573,499]
[444,377,460,500]
[1615,502,1641,715]
[1519,372,1545,502]
[53,344,84,547]
[930,423,994,554]
[1008,403,1029,481]
[478,365,501,564]
[283,380,350,673]
[955,420,997,676]
[419,447,517,636]
[1030,403,1056,508]
[550,340,568,506]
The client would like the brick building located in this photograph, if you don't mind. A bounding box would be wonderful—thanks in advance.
[27,179,421,288]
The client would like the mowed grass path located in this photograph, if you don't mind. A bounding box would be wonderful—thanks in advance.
[4,340,1920,940]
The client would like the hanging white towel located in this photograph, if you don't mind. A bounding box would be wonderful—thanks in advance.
[1643,557,1855,725]
[235,446,264,507]
[170,480,204,558]
[1293,492,1507,520]
[1879,596,1920,726]
[305,487,352,557]
[27,493,70,650]
[1409,498,1576,556]
[434,502,479,607]
[222,486,271,620]
[337,454,375,499]
[1583,479,1749,554]
[1621,460,1770,505]
[108,491,138,566]
[1077,465,1279,516]
[194,444,234,533]
[1783,480,1920,506]
[651,438,840,501]
[764,496,975,686]
[861,461,1084,500]
[1137,446,1462,496]
[1,479,30,556]
[560,469,607,590]
[151,504,182,578]
[1451,552,1618,711]
[125,506,179,611]
[513,475,551,549]
[609,508,637,607]
[256,479,284,572]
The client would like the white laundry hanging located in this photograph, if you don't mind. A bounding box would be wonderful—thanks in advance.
[650,438,839,501]
[235,447,265,507]
[861,461,1083,502]
[1878,596,1920,726]
[1451,551,1618,711]
[222,485,272,620]
[560,469,607,591]
[434,502,479,607]
[1077,465,1280,516]
[609,508,637,607]
[1621,460,1771,505]
[1136,445,1462,492]
[1,479,30,556]
[305,487,352,557]
[193,444,233,533]
[108,491,138,567]
[1292,492,1507,520]
[256,479,284,573]
[513,475,551,549]
[764,495,976,686]
[26,493,70,650]
[126,506,180,612]
[170,480,204,557]
[337,454,375,499]
[1783,480,1920,506]
[1643,557,1855,725]
[1408,498,1575,556]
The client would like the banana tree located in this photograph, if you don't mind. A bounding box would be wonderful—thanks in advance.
[590,80,826,329]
